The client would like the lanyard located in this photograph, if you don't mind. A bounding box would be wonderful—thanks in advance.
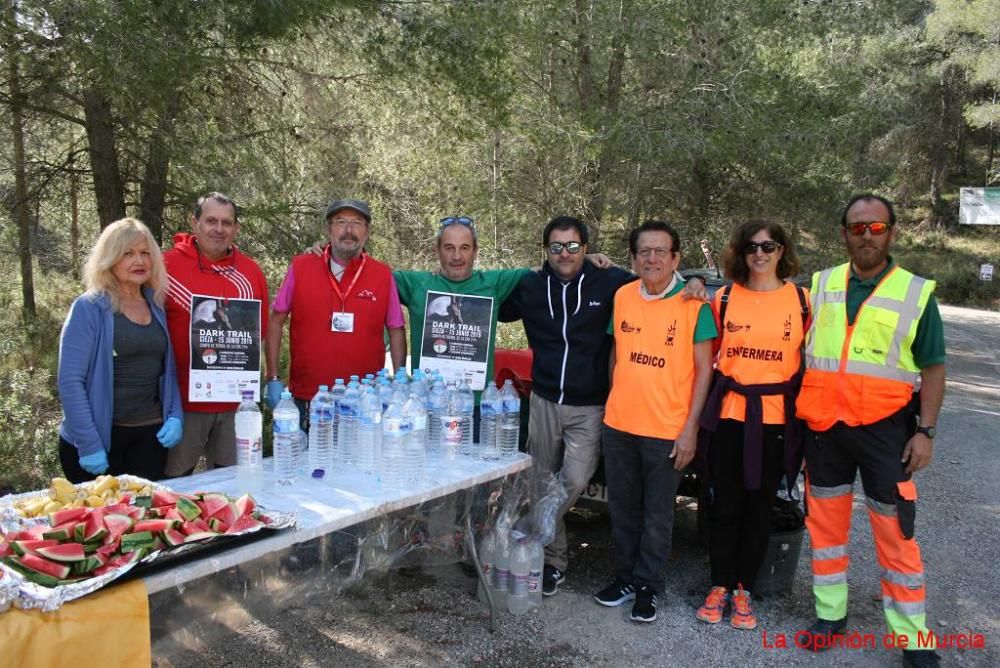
[323,247,366,311]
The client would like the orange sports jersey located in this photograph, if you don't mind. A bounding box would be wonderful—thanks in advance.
[714,282,808,424]
[604,283,707,440]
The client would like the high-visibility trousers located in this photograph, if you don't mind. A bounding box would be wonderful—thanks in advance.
[803,405,933,648]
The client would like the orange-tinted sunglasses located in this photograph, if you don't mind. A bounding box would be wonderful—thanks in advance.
[845,221,891,236]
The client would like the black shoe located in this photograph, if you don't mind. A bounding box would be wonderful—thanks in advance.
[799,617,848,652]
[629,585,658,623]
[902,650,941,668]
[594,578,636,607]
[542,565,565,597]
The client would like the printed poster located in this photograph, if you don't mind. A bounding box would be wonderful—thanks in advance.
[420,291,493,390]
[188,295,261,402]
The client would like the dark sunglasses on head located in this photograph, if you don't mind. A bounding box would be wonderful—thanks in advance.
[844,221,891,236]
[439,216,475,229]
[546,241,582,255]
[743,240,782,254]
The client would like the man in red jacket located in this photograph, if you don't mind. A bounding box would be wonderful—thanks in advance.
[264,199,406,418]
[163,192,269,477]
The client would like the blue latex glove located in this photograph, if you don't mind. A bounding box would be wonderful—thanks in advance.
[79,450,109,475]
[265,379,284,410]
[156,416,183,449]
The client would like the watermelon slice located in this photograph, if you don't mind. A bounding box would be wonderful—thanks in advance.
[96,543,117,558]
[207,517,227,533]
[184,531,216,543]
[0,542,10,558]
[18,553,72,579]
[133,519,178,533]
[211,502,239,527]
[11,539,61,557]
[133,495,153,509]
[175,497,201,521]
[234,493,257,518]
[103,503,130,516]
[36,543,86,562]
[103,514,134,540]
[181,518,211,535]
[225,516,264,535]
[200,492,229,517]
[152,489,179,507]
[72,554,107,575]
[163,529,187,547]
[73,522,87,543]
[164,508,184,522]
[83,512,109,543]
[144,507,162,519]
[42,521,78,542]
[48,507,87,527]
[8,526,48,541]
[122,505,146,521]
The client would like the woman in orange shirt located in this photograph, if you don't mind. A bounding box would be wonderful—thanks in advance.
[695,220,808,630]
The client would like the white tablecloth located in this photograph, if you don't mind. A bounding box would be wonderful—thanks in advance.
[142,454,531,594]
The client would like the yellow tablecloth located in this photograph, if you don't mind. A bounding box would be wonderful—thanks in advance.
[0,579,150,668]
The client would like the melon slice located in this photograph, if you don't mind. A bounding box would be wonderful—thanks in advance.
[18,553,72,579]
[175,497,201,521]
[200,492,229,517]
[42,521,78,542]
[36,543,86,562]
[103,513,134,540]
[48,506,87,527]
[181,518,211,535]
[163,529,187,547]
[225,516,264,535]
[152,489,179,507]
[184,531,216,543]
[133,519,178,533]
[211,502,239,527]
[234,493,257,518]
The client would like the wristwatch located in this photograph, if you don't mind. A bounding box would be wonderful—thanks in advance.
[915,425,936,439]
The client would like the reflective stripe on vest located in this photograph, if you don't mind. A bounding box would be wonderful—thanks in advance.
[804,263,933,386]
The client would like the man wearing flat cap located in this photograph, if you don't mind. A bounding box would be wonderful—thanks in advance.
[265,199,406,417]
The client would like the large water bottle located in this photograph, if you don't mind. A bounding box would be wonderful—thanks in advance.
[235,390,263,492]
[338,380,360,465]
[426,378,447,458]
[458,378,475,456]
[357,387,382,475]
[500,379,521,457]
[476,530,496,605]
[440,382,463,460]
[330,379,346,463]
[492,527,511,609]
[507,536,531,614]
[403,393,427,485]
[273,390,300,485]
[381,397,408,488]
[527,538,544,610]
[308,385,334,479]
[479,382,501,461]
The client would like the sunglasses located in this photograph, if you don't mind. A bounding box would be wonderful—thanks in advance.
[743,240,782,254]
[844,221,891,236]
[546,241,582,255]
[439,216,475,229]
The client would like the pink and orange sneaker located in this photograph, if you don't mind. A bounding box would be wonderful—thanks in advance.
[730,585,758,630]
[696,585,729,624]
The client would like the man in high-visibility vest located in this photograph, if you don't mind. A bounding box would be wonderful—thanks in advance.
[796,194,945,668]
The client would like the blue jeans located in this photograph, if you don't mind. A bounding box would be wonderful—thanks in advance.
[603,424,683,594]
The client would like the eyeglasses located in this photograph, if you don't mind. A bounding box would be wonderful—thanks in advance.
[635,247,674,259]
[439,216,475,229]
[330,218,367,228]
[546,241,582,255]
[743,240,782,254]
[844,221,891,236]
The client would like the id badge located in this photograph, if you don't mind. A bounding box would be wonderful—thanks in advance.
[331,311,355,332]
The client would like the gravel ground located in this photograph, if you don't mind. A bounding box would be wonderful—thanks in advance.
[155,305,999,667]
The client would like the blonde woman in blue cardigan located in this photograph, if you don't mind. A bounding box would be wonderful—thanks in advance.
[58,218,183,482]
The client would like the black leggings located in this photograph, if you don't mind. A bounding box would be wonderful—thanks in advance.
[708,419,785,593]
[59,423,168,483]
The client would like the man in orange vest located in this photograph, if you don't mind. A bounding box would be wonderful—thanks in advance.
[796,195,945,668]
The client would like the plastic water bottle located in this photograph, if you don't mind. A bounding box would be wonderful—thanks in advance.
[308,385,334,479]
[480,382,501,460]
[527,539,544,609]
[500,379,521,457]
[492,528,510,608]
[403,393,427,485]
[458,378,475,456]
[378,378,393,412]
[273,390,300,485]
[476,530,496,605]
[381,397,408,488]
[330,379,346,463]
[507,536,531,614]
[235,390,263,492]
[427,379,446,458]
[337,380,360,465]
[357,387,382,475]
[441,382,463,460]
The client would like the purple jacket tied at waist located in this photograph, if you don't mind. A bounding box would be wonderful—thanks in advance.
[698,370,803,491]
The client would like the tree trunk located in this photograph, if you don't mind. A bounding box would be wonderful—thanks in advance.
[139,89,181,244]
[70,173,80,280]
[82,88,126,228]
[6,10,35,320]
